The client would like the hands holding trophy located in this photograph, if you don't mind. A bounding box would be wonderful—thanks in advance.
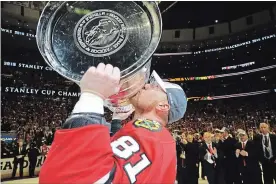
[36,1,162,112]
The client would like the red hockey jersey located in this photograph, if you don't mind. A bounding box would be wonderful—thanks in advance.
[39,119,176,184]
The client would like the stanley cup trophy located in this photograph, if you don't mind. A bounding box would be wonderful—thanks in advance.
[36,1,162,112]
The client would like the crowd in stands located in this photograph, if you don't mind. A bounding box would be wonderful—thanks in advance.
[155,23,275,54]
[168,95,276,134]
[2,92,275,156]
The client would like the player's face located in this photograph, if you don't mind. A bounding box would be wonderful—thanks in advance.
[187,135,193,143]
[204,134,212,144]
[240,134,248,142]
[18,141,23,147]
[215,133,221,141]
[260,123,269,134]
[181,133,186,140]
[130,84,167,111]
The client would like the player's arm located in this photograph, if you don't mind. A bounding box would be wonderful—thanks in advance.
[39,93,117,184]
[39,63,121,184]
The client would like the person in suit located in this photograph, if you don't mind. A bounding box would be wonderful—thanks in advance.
[254,123,276,184]
[199,132,218,184]
[235,130,262,184]
[27,142,40,177]
[221,128,238,184]
[214,129,226,184]
[247,129,255,141]
[176,133,189,184]
[185,134,199,184]
[197,133,206,180]
[12,139,27,178]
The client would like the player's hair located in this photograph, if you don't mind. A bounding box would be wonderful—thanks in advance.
[259,122,270,129]
[203,132,212,137]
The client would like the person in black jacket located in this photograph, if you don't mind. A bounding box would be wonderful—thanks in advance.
[27,142,40,177]
[176,134,188,184]
[214,130,226,184]
[235,130,262,184]
[199,132,219,184]
[185,134,199,184]
[221,128,238,184]
[254,123,276,184]
[12,139,27,178]
[1,141,10,158]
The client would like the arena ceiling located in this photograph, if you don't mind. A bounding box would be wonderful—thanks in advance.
[2,1,276,31]
[160,1,276,29]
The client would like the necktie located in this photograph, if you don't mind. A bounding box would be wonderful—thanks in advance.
[242,142,246,166]
[264,136,269,147]
[208,144,213,155]
[264,136,270,158]
[208,144,216,167]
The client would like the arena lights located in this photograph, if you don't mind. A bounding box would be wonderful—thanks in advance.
[194,34,275,54]
[188,89,272,101]
[1,28,36,38]
[216,65,276,78]
[2,27,275,56]
[167,75,215,82]
[222,62,255,70]
[153,51,192,56]
[165,65,276,82]
[152,34,275,56]
[187,96,213,101]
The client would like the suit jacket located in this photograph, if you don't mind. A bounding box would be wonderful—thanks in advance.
[13,145,27,160]
[214,140,225,168]
[184,142,199,166]
[176,140,186,167]
[221,136,238,161]
[199,142,219,166]
[235,140,261,173]
[254,134,276,163]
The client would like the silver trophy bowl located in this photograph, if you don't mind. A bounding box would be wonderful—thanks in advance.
[36,1,162,111]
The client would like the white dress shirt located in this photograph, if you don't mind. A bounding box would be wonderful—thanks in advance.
[204,143,218,164]
[262,134,273,159]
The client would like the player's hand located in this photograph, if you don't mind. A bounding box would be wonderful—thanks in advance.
[182,139,187,144]
[112,108,135,120]
[236,149,241,155]
[80,63,121,99]
[240,150,248,156]
[213,147,217,155]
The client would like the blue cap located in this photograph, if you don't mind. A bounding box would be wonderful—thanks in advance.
[149,71,187,124]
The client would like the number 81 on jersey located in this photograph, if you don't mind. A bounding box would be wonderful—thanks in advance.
[111,136,152,183]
